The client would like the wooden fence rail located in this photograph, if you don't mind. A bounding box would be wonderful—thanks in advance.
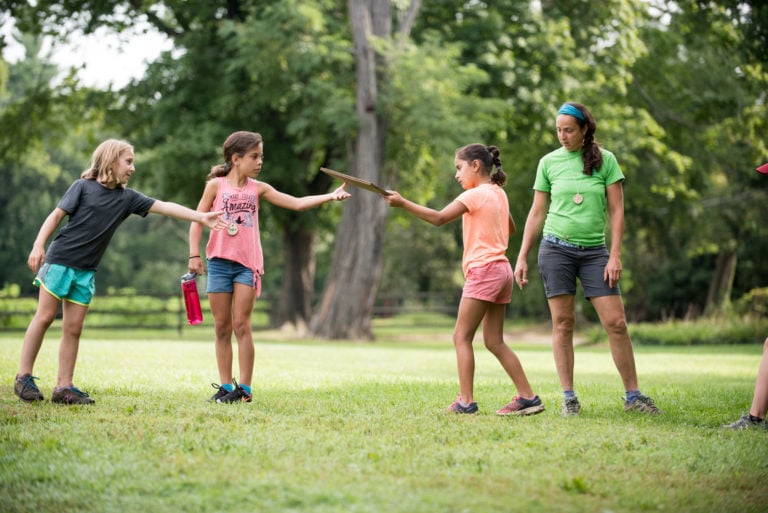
[0,292,462,333]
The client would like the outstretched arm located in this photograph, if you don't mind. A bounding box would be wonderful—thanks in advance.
[149,200,227,231]
[384,191,467,227]
[260,182,350,211]
[27,207,68,273]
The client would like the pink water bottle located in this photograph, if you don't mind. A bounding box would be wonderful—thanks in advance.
[181,272,203,325]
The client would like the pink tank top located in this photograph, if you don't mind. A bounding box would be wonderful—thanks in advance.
[206,177,264,289]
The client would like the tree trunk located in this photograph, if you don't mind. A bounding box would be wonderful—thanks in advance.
[273,224,315,334]
[705,249,737,316]
[309,0,393,340]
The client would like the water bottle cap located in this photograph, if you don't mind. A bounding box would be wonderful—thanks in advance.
[181,272,197,282]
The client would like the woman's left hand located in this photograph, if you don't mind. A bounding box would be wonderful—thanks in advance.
[604,254,623,288]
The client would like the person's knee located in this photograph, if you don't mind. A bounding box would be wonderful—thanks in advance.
[553,315,575,335]
[453,332,473,348]
[483,337,504,353]
[214,321,233,340]
[61,320,84,339]
[33,310,57,328]
[232,317,252,338]
[603,315,628,335]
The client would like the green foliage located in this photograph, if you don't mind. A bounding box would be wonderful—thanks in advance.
[1,0,767,325]
[735,287,768,317]
[626,317,768,346]
[1,333,767,512]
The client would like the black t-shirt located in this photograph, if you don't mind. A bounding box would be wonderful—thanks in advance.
[45,179,157,270]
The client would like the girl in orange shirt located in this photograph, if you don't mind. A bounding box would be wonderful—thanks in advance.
[384,144,544,416]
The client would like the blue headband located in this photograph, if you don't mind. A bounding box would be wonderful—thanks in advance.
[558,104,585,122]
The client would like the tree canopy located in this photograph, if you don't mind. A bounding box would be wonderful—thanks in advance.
[1,0,766,330]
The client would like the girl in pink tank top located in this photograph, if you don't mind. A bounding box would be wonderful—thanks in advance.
[188,131,350,403]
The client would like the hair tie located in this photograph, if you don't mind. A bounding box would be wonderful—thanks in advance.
[558,103,585,122]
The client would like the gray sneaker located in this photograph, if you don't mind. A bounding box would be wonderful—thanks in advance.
[562,396,581,416]
[624,394,662,414]
[14,374,44,402]
[51,386,94,405]
[723,413,765,430]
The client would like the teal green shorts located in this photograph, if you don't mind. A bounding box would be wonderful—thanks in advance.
[34,263,96,306]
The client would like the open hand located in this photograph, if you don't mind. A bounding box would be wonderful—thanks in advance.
[203,210,228,231]
[330,183,351,201]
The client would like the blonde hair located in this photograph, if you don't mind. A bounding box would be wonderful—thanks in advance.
[80,139,133,187]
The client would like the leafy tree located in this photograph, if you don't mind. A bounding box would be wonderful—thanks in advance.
[4,0,362,329]
[0,32,108,294]
[626,0,768,317]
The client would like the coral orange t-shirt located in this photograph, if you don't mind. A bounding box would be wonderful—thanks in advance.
[456,183,510,277]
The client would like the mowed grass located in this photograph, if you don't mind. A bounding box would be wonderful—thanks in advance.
[1,320,767,513]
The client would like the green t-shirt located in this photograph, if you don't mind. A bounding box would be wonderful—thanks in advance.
[533,146,624,247]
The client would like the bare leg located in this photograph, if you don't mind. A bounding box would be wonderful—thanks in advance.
[453,296,486,404]
[56,300,89,388]
[482,302,534,397]
[208,292,234,385]
[548,295,576,391]
[750,337,768,419]
[19,289,61,376]
[231,283,256,385]
[591,295,638,391]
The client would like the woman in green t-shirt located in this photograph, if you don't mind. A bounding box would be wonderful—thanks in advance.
[514,102,662,417]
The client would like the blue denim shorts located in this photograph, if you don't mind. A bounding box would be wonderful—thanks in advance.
[206,258,255,293]
[537,237,620,299]
[34,263,96,306]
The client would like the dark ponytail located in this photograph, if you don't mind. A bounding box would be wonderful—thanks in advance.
[455,143,507,187]
[207,131,263,180]
[562,102,602,175]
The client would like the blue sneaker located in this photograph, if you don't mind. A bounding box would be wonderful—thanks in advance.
[446,395,478,414]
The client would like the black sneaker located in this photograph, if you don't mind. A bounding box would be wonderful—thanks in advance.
[14,373,44,402]
[216,379,252,403]
[51,386,95,405]
[208,383,230,402]
[723,413,766,430]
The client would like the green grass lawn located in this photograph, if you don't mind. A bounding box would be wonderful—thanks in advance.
[1,321,767,513]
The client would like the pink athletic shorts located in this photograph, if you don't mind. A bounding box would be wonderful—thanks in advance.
[462,260,513,304]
